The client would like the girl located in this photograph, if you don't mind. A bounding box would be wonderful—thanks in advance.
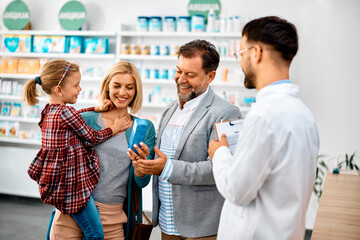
[23,59,130,240]
[48,61,155,240]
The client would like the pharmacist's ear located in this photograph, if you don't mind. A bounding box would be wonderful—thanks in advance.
[54,85,63,97]
[206,70,216,84]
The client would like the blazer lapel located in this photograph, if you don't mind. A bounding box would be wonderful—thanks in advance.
[174,88,215,160]
[156,101,179,148]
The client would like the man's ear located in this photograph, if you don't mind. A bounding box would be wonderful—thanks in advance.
[206,70,216,84]
[253,44,263,63]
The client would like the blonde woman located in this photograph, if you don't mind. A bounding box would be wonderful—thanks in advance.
[23,59,129,240]
[48,61,155,240]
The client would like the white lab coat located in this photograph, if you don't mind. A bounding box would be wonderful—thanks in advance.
[213,83,319,240]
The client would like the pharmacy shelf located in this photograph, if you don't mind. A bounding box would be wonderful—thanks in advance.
[0,74,103,83]
[0,73,35,79]
[0,30,117,37]
[0,52,115,60]
[0,137,41,146]
[0,95,48,102]
[0,116,39,123]
[119,31,242,38]
[118,54,236,62]
[118,54,176,61]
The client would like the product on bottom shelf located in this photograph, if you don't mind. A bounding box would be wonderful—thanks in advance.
[8,121,19,137]
[0,121,7,136]
[2,34,32,52]
[0,121,19,137]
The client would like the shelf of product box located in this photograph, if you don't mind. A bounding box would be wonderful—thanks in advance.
[118,31,242,38]
[0,74,104,82]
[0,137,41,146]
[0,52,116,60]
[0,30,117,37]
[0,116,40,123]
[142,102,169,108]
[118,54,177,61]
[117,54,237,62]
[0,95,48,103]
[142,79,175,85]
[0,73,36,80]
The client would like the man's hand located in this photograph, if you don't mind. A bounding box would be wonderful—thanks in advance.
[208,134,229,161]
[131,146,167,176]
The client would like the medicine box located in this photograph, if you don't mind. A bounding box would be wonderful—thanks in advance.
[84,38,109,54]
[2,34,32,52]
[128,119,148,155]
[0,59,18,73]
[33,36,66,53]
[68,36,84,53]
[18,59,40,74]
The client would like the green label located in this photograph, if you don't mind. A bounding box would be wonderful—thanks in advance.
[59,0,86,30]
[188,0,221,20]
[3,0,30,30]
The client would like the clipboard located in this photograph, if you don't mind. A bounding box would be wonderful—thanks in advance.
[214,118,244,154]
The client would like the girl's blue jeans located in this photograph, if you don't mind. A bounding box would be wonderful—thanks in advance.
[46,196,104,240]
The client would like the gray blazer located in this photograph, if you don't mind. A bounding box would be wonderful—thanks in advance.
[152,87,242,238]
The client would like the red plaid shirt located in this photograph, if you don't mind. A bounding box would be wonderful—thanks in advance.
[28,104,113,214]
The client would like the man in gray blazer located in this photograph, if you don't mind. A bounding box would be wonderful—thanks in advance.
[130,39,241,239]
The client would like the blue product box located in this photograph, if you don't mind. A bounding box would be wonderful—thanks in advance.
[163,16,177,32]
[128,119,148,155]
[177,16,191,32]
[2,34,32,52]
[33,36,66,53]
[149,16,162,32]
[68,36,84,53]
[84,38,109,54]
[137,16,149,32]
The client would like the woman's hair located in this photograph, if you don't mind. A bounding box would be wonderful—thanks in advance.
[23,59,79,106]
[98,61,143,114]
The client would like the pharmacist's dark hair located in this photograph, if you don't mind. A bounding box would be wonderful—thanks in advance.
[178,39,219,73]
[242,16,298,61]
[23,59,79,106]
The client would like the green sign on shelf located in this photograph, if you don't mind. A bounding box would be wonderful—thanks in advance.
[59,0,86,30]
[3,0,30,30]
[188,0,221,20]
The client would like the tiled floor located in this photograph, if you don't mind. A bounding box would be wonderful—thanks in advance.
[0,194,312,240]
[0,194,160,240]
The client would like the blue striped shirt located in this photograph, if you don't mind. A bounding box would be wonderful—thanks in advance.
[158,87,209,235]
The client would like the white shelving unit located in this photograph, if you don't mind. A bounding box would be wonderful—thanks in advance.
[1,29,254,147]
[117,30,255,121]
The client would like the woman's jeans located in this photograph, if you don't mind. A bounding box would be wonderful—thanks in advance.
[46,196,104,240]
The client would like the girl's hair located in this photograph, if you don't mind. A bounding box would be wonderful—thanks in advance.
[99,61,143,114]
[23,59,79,106]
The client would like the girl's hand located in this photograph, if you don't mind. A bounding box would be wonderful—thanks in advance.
[95,100,114,112]
[110,115,131,134]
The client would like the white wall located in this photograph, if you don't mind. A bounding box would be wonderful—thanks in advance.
[1,0,360,229]
[1,0,358,169]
